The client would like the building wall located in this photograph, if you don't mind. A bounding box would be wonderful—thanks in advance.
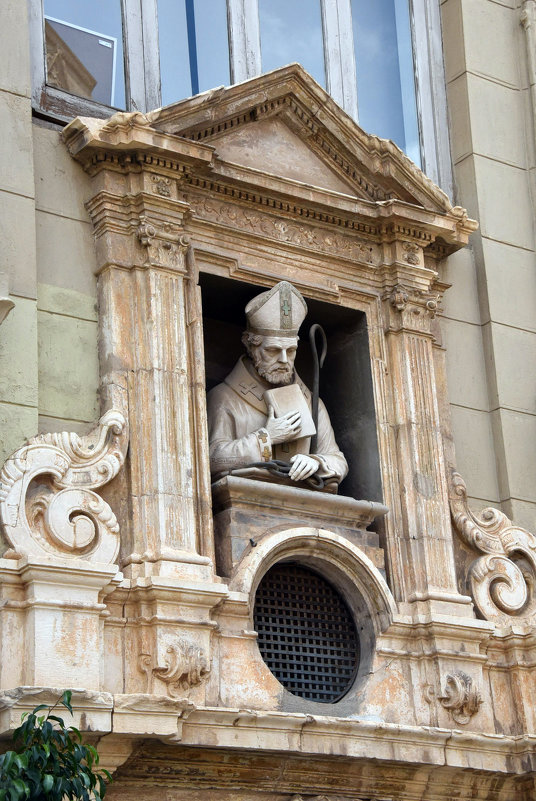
[1,0,535,534]
[0,0,98,480]
[441,0,536,532]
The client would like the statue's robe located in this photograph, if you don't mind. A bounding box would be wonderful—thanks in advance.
[207,355,348,486]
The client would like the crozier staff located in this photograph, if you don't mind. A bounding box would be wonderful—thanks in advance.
[206,281,348,488]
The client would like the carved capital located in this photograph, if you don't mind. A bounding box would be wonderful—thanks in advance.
[384,286,439,333]
[0,410,128,564]
[137,215,190,270]
[139,638,210,697]
[450,470,536,626]
[426,671,482,725]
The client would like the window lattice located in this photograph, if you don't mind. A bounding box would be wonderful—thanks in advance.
[253,562,359,703]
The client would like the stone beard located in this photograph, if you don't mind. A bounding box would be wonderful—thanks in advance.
[206,281,348,490]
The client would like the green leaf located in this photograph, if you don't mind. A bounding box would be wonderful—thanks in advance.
[30,705,49,715]
[61,691,73,716]
[11,779,28,800]
[0,750,15,773]
[41,774,54,793]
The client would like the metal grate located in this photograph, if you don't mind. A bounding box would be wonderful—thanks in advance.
[253,562,359,702]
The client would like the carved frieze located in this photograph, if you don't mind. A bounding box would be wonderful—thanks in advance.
[0,410,128,564]
[139,639,210,697]
[185,194,379,264]
[450,470,536,626]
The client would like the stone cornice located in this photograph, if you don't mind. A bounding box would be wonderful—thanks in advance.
[147,64,455,213]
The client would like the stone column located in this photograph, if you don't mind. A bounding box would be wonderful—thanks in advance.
[63,118,228,698]
[82,151,216,580]
[381,237,474,617]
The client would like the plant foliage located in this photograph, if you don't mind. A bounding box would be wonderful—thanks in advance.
[0,691,111,801]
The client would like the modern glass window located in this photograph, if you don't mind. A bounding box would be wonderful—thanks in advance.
[158,0,230,106]
[351,0,420,166]
[258,0,325,88]
[43,0,126,109]
[31,0,452,191]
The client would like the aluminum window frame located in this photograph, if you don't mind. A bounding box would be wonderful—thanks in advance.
[29,0,452,196]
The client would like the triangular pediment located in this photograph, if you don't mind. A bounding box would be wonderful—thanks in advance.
[148,64,452,212]
[203,116,358,197]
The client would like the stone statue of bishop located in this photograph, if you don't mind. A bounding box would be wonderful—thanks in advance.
[207,281,348,490]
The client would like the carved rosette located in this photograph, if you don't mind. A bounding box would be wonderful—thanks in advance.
[0,410,128,564]
[139,638,210,697]
[450,470,536,626]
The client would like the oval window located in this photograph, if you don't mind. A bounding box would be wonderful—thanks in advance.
[254,562,359,702]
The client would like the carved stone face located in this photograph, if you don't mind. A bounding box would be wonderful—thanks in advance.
[249,335,298,385]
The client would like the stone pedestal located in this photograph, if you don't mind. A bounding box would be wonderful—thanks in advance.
[212,475,388,577]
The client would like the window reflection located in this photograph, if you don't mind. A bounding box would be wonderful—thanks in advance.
[259,0,325,87]
[44,0,125,108]
[351,0,420,166]
[158,0,230,106]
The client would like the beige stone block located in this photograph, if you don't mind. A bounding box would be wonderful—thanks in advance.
[466,74,526,167]
[479,238,536,332]
[38,283,97,322]
[487,322,536,414]
[36,211,97,296]
[0,296,38,407]
[452,156,479,223]
[0,93,34,197]
[33,125,93,222]
[0,1,31,97]
[473,157,534,250]
[446,74,472,165]
[492,408,536,503]
[0,401,38,466]
[449,405,500,503]
[443,318,489,411]
[38,309,99,422]
[441,0,466,83]
[461,0,521,87]
[0,191,37,298]
[38,415,97,436]
[442,246,481,325]
[503,497,536,533]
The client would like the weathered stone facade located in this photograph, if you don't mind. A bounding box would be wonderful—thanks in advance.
[1,3,536,800]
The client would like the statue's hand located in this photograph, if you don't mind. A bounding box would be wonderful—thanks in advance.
[265,405,302,444]
[288,453,319,481]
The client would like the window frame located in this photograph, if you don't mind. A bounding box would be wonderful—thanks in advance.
[29,0,452,196]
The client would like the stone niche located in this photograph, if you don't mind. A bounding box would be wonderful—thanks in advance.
[4,63,536,800]
[201,270,387,578]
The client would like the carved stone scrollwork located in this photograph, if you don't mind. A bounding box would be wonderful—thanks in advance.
[139,639,210,697]
[0,410,128,564]
[425,671,482,725]
[450,470,536,626]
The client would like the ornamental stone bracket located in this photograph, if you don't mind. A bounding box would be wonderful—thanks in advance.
[0,409,128,564]
[0,411,128,690]
[425,671,483,726]
[450,470,536,627]
[139,638,211,698]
